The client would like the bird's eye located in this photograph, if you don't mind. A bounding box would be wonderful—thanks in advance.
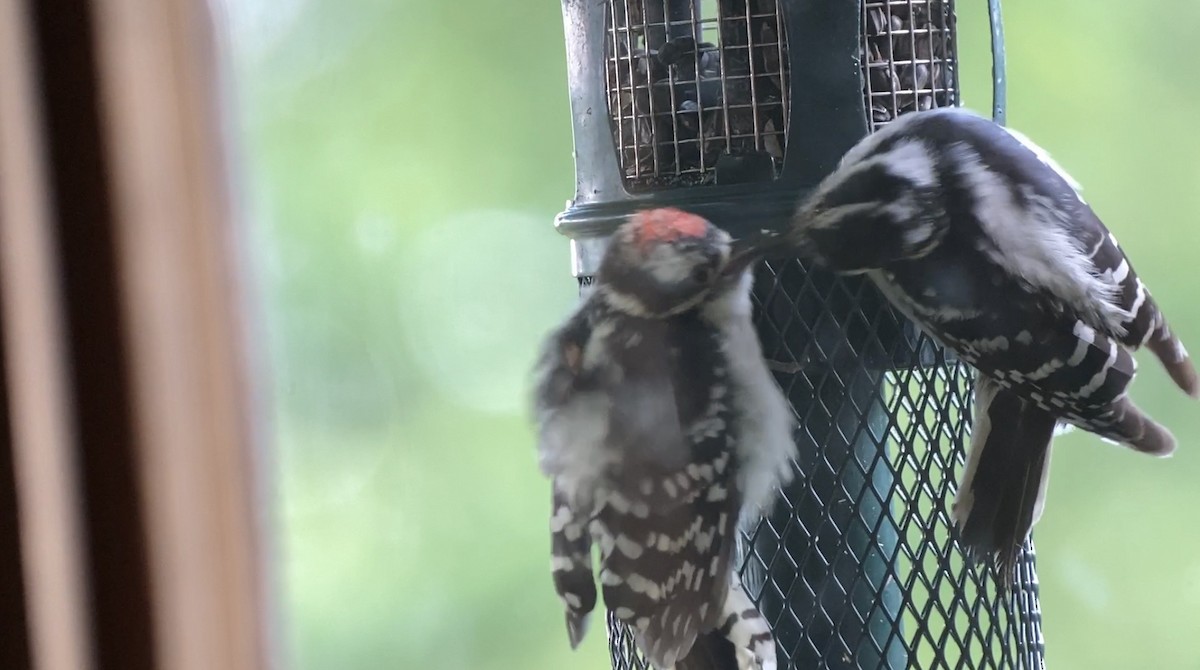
[690,264,715,285]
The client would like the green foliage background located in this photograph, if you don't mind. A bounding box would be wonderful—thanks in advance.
[217,1,1200,668]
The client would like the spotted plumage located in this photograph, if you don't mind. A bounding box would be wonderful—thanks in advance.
[789,107,1197,583]
[534,208,796,669]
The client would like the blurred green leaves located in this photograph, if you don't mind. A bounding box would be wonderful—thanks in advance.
[223,0,589,667]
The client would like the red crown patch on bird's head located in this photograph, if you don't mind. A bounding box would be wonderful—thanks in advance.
[629,207,710,250]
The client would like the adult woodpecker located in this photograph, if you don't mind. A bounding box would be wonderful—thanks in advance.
[786,107,1197,582]
[532,208,796,669]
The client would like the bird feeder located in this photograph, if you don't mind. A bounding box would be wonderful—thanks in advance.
[555,0,1044,668]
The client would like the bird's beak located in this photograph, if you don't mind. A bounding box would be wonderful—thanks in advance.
[722,229,789,276]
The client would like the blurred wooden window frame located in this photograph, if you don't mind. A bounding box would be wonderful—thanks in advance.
[0,0,271,669]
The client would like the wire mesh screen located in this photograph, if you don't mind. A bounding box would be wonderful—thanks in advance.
[604,0,789,190]
[583,1,1047,668]
[862,0,957,126]
[730,264,1046,669]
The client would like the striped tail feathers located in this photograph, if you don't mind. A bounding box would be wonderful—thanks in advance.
[1084,395,1177,458]
[672,578,776,670]
[633,599,706,669]
[953,377,1057,587]
[715,580,776,670]
[1144,320,1200,399]
[1082,224,1198,398]
[1038,319,1177,456]
[1116,280,1198,398]
[549,488,597,648]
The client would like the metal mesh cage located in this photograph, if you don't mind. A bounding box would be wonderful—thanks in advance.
[732,263,1045,669]
[564,0,1046,667]
[604,0,789,190]
[861,0,957,126]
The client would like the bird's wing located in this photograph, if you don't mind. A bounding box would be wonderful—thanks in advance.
[534,302,692,486]
[602,316,692,494]
[936,111,1197,396]
[533,301,609,484]
[531,302,604,647]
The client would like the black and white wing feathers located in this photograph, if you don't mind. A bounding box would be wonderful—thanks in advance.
[533,298,750,668]
[802,109,1198,583]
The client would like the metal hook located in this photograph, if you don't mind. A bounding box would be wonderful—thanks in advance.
[989,0,1007,126]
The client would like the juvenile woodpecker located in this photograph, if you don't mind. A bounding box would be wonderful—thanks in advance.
[533,208,796,669]
[788,107,1198,582]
